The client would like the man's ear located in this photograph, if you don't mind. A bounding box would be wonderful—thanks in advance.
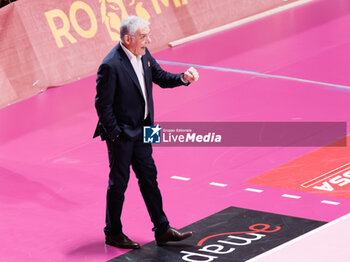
[123,35,132,45]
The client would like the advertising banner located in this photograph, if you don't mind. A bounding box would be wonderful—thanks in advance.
[109,206,325,261]
[247,135,350,199]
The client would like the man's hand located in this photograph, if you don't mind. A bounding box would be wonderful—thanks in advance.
[184,67,199,83]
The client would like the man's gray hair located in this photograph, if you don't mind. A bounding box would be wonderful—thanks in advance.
[120,16,150,42]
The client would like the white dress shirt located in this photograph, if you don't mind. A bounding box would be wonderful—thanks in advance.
[121,43,149,120]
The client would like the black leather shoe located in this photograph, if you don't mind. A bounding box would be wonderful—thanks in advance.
[105,233,140,249]
[156,227,193,246]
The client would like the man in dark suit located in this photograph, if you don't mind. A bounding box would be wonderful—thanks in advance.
[94,16,199,249]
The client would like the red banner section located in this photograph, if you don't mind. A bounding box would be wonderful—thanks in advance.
[247,136,350,199]
[0,0,300,108]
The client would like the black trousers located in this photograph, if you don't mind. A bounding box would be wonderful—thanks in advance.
[104,123,169,237]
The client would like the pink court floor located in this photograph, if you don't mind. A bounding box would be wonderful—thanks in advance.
[1,0,350,261]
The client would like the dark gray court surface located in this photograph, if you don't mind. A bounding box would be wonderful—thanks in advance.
[108,206,326,262]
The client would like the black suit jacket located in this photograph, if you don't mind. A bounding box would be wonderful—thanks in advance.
[94,43,188,141]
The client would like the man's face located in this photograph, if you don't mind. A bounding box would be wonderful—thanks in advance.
[126,26,151,56]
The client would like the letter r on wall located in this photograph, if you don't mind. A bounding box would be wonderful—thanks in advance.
[45,9,77,48]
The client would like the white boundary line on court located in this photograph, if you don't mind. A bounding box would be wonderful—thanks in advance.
[245,188,264,193]
[170,179,342,205]
[169,0,315,47]
[171,176,191,181]
[210,182,228,187]
[282,194,301,199]
[321,200,340,205]
[157,60,350,90]
[247,212,350,261]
